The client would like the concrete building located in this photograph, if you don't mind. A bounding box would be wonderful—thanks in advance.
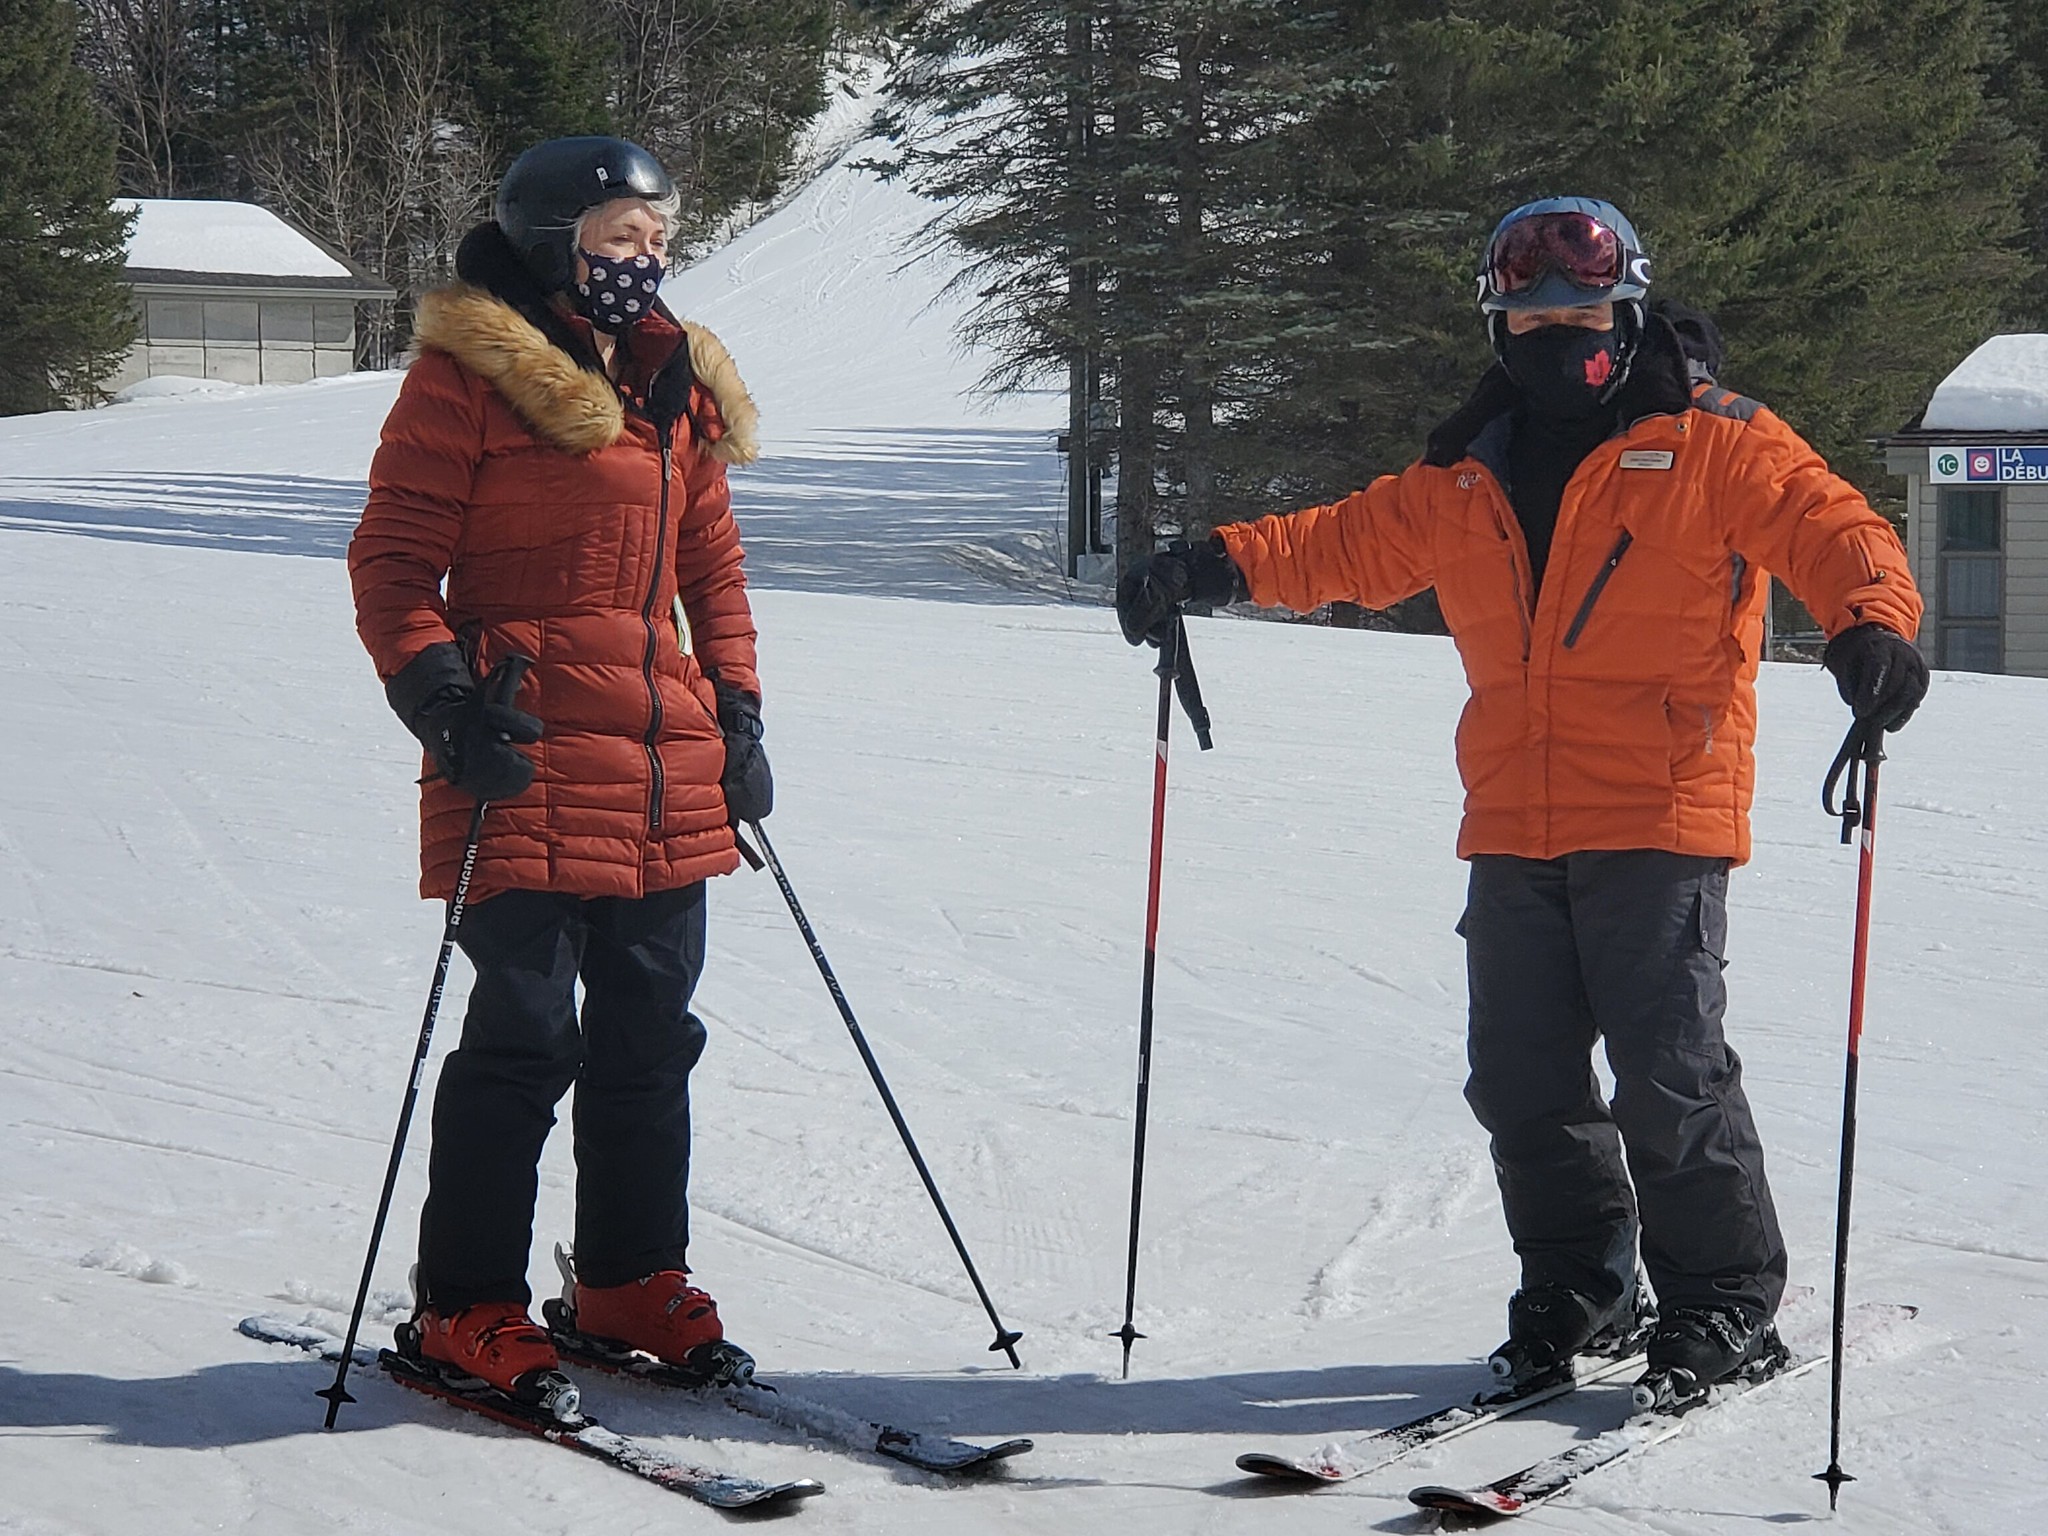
[1881,334,2048,677]
[109,200,394,391]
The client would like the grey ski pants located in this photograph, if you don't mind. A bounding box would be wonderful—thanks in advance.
[1460,850,1787,1319]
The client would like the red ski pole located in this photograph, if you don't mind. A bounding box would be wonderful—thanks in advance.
[1815,720,1884,1507]
[1112,616,1211,1378]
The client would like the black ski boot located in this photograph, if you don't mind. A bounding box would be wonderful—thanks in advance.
[1631,1304,1789,1414]
[1486,1280,1648,1397]
[1582,1273,1657,1359]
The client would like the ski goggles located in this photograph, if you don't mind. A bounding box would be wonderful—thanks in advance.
[1485,211,1628,298]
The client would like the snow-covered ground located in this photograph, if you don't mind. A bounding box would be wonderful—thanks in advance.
[4,119,2047,1536]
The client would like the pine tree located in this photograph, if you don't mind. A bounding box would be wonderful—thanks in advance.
[0,0,136,413]
[1990,0,2048,324]
[1267,0,2035,494]
[441,0,611,154]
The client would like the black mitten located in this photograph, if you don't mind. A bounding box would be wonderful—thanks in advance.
[1114,536,1245,646]
[387,644,543,802]
[713,680,773,825]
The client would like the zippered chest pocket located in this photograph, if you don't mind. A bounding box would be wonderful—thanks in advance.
[1562,531,1634,649]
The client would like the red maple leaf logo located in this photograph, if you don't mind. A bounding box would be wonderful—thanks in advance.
[1584,348,1614,387]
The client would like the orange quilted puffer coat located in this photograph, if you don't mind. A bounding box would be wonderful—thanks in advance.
[349,280,761,903]
[1216,332,1922,866]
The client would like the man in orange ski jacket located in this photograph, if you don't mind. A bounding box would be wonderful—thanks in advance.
[1116,197,1927,1410]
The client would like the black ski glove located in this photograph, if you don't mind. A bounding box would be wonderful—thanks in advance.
[713,680,773,826]
[1115,536,1246,646]
[386,643,543,803]
[1822,623,1929,733]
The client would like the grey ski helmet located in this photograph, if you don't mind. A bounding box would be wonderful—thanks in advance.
[1476,196,1651,314]
[495,136,674,292]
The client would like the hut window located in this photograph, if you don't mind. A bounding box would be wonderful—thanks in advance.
[146,299,204,342]
[261,301,315,343]
[1936,486,2003,672]
[204,301,260,343]
[314,303,355,345]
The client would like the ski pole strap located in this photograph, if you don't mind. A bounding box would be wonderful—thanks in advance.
[732,827,765,871]
[1164,616,1214,751]
[1821,718,1885,844]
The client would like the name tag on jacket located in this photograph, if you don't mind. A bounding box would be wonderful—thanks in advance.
[1619,450,1676,470]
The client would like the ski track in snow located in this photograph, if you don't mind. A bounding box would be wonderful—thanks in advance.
[1,123,2046,1536]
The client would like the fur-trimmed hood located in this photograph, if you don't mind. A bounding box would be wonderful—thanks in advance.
[409,222,759,466]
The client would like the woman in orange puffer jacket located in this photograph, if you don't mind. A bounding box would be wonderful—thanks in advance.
[1116,198,1928,1411]
[348,137,766,1406]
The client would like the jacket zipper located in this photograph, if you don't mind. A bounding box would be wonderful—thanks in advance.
[640,430,672,835]
[1562,531,1634,650]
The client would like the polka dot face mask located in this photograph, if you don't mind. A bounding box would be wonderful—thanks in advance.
[574,248,664,334]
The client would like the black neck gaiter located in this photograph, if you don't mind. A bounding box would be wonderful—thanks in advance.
[1501,324,1622,420]
[1505,394,1619,597]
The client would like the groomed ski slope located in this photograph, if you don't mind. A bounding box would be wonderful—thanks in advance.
[3,125,2047,1536]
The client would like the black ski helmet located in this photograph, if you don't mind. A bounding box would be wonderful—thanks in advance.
[495,136,674,292]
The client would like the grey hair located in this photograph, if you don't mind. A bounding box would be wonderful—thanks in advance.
[572,189,683,249]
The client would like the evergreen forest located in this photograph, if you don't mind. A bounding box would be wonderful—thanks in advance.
[2,0,2045,565]
[885,0,2048,578]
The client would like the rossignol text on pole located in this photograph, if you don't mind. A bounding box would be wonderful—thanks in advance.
[319,655,532,1428]
[1112,615,1213,1379]
[1813,718,1885,1507]
[737,821,1024,1368]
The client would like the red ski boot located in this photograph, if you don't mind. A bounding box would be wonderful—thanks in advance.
[404,1301,578,1417]
[550,1258,755,1385]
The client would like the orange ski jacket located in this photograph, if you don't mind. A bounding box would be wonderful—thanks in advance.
[1216,340,1921,865]
[350,277,761,904]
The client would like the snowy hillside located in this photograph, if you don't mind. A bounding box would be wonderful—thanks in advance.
[0,111,1067,600]
[3,123,2047,1536]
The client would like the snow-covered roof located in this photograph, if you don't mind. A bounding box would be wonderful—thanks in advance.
[117,198,355,280]
[1922,334,2048,432]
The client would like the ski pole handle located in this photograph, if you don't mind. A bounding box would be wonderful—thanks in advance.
[482,652,534,710]
[1822,718,1884,843]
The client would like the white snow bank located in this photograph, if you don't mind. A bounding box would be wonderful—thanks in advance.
[119,198,354,279]
[111,375,260,404]
[80,1244,196,1288]
[1921,333,2048,431]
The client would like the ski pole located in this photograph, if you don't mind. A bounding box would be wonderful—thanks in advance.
[735,821,1024,1368]
[319,654,532,1427]
[1113,615,1213,1378]
[1814,718,1884,1507]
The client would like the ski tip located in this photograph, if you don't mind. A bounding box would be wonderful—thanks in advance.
[1411,1483,1521,1517]
[1234,1452,1335,1482]
[711,1477,826,1508]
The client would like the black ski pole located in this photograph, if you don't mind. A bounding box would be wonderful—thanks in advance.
[1113,615,1213,1379]
[319,654,532,1427]
[1814,719,1884,1507]
[736,820,1024,1368]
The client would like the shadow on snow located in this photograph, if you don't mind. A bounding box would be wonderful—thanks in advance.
[0,429,1086,605]
[0,1352,1498,1450]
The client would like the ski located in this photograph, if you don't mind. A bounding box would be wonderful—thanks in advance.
[541,1299,1035,1474]
[1233,1349,1645,1484]
[239,1316,825,1511]
[1408,1301,1917,1520]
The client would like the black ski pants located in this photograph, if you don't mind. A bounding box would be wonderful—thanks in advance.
[1461,850,1787,1320]
[416,883,710,1311]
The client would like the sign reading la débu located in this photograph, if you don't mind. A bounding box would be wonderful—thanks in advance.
[1930,446,2048,483]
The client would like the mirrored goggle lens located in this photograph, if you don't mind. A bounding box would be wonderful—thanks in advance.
[1488,213,1624,295]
